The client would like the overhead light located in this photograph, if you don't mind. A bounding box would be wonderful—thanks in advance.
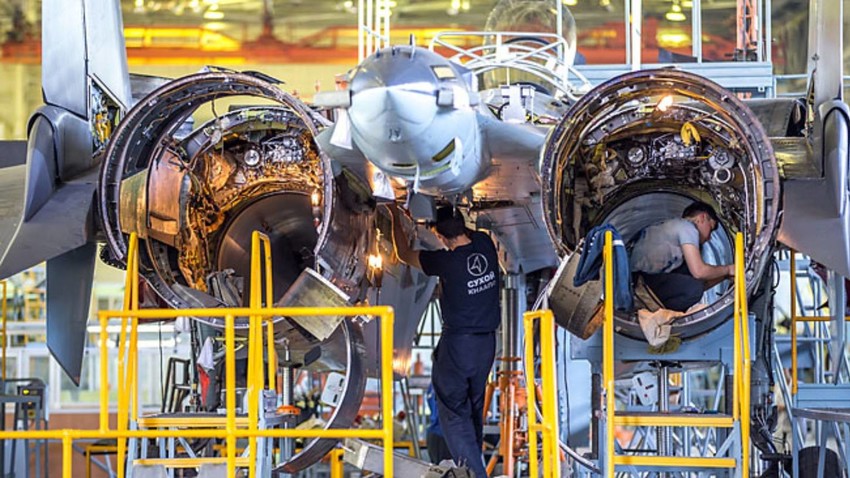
[203,22,227,31]
[447,0,461,16]
[563,0,577,6]
[656,95,674,112]
[203,4,224,20]
[368,254,383,270]
[681,0,693,7]
[665,2,686,22]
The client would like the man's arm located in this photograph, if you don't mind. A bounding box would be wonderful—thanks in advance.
[389,205,422,269]
[682,244,734,284]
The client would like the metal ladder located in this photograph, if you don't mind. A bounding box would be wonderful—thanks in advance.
[600,231,751,477]
[786,251,850,478]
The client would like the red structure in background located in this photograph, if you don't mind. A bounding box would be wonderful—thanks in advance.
[1,23,478,65]
[576,17,740,64]
[2,15,751,67]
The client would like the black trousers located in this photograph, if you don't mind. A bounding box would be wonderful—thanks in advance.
[642,262,705,312]
[432,333,496,478]
[427,431,453,464]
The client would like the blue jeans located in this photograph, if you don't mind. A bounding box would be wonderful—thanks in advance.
[574,224,634,312]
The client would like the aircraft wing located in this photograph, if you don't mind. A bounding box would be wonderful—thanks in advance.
[0,142,27,263]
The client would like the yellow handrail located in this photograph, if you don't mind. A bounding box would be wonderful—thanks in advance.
[94,304,396,478]
[116,232,140,478]
[602,231,749,477]
[734,232,750,478]
[788,250,850,396]
[329,448,345,478]
[57,232,397,478]
[1,279,7,381]
[247,231,274,478]
[603,231,615,478]
[523,309,561,478]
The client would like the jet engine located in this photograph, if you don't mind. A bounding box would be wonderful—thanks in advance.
[541,69,781,340]
[97,71,375,471]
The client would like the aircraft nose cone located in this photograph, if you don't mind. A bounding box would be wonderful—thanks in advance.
[349,86,438,143]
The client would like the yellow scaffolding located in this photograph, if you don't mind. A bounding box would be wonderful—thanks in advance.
[523,309,561,478]
[602,231,751,477]
[1,279,7,381]
[0,231,396,478]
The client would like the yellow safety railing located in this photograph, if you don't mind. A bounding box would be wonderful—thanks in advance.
[602,231,750,477]
[0,232,396,478]
[603,231,615,478]
[789,250,850,395]
[523,309,561,478]
[247,231,275,478]
[329,448,345,478]
[733,232,751,478]
[1,279,7,381]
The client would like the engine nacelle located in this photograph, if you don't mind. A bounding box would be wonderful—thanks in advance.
[97,71,374,471]
[541,69,781,340]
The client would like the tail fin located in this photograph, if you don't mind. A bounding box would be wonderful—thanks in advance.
[46,243,97,385]
[42,0,130,119]
[0,0,130,380]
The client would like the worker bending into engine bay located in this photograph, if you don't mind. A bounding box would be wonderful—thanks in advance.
[630,201,735,312]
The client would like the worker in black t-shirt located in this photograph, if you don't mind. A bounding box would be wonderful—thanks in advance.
[389,204,500,478]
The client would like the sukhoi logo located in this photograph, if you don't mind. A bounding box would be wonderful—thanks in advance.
[467,253,488,277]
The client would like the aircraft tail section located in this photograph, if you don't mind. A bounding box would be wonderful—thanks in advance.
[0,0,131,379]
[0,108,98,280]
[43,0,130,119]
[46,243,97,385]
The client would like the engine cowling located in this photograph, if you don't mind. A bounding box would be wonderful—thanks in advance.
[541,69,781,340]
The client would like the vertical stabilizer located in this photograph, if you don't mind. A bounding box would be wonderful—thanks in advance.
[0,0,130,381]
[42,0,131,117]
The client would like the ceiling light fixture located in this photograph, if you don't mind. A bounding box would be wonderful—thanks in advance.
[203,4,224,20]
[447,0,461,16]
[563,0,577,6]
[656,95,674,112]
[665,1,686,22]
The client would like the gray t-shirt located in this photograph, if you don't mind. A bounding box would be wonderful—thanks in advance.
[630,218,700,274]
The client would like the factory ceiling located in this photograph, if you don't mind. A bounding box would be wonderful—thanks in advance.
[0,0,835,72]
